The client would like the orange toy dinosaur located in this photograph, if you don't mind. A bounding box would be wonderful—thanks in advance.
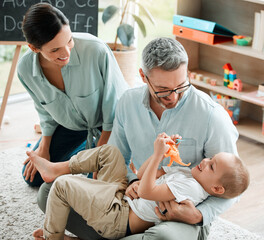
[164,143,191,167]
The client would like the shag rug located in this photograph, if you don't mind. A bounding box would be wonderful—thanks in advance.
[0,147,263,240]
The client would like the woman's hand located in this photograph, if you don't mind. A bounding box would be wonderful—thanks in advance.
[23,143,50,183]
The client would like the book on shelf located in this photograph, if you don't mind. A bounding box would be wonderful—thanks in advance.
[252,10,264,51]
[252,12,261,50]
[173,15,236,36]
[260,10,264,52]
[173,25,233,45]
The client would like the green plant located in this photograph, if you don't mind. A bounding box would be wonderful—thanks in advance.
[100,0,155,50]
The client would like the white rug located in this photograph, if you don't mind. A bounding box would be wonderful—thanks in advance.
[0,147,263,240]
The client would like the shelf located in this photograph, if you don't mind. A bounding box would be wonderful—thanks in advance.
[190,69,264,107]
[176,36,264,60]
[213,43,264,61]
[236,118,264,143]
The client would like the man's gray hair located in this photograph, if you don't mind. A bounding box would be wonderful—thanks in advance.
[142,37,188,75]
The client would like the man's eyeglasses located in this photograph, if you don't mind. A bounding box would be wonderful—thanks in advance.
[145,75,191,98]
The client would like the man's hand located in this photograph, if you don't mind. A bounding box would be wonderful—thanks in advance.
[155,200,203,225]
[125,180,140,200]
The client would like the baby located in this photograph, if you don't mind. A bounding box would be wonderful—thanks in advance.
[29,133,249,239]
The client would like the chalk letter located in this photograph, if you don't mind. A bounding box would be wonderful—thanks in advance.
[87,0,95,7]
[17,20,23,30]
[16,0,26,7]
[72,13,85,31]
[40,0,52,5]
[84,16,93,32]
[75,0,85,7]
[4,15,16,31]
[2,0,15,7]
[75,0,95,8]
[55,0,65,8]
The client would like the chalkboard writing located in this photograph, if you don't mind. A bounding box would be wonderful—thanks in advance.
[0,0,98,42]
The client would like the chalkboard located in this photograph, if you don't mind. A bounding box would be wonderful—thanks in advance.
[0,0,98,42]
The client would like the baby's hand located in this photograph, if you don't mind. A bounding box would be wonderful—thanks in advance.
[170,134,182,147]
[154,133,174,158]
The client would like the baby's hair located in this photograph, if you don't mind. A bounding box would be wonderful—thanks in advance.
[219,155,250,199]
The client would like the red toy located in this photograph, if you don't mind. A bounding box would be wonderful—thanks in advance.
[233,79,243,92]
[222,63,243,91]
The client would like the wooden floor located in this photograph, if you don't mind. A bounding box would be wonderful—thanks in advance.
[0,99,264,237]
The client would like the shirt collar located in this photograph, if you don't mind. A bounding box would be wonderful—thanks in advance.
[32,52,42,77]
[66,45,80,66]
[142,85,151,109]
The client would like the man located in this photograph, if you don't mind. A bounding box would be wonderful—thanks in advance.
[37,38,239,240]
[108,37,239,240]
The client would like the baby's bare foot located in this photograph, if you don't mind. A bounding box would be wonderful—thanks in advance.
[26,151,59,183]
[33,228,45,239]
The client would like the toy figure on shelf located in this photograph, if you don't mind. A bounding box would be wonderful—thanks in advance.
[222,63,243,91]
[233,35,252,46]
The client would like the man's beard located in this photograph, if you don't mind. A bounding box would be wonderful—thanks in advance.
[152,93,183,109]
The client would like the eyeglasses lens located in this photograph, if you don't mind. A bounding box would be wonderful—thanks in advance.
[156,85,190,98]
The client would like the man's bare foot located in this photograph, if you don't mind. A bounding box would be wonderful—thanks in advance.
[26,151,62,183]
[33,228,45,239]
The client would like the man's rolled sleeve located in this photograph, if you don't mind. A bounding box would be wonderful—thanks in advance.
[127,171,138,183]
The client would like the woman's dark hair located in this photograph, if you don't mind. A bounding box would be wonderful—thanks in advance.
[22,3,69,49]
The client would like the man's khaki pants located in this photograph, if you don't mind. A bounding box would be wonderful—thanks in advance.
[43,145,129,240]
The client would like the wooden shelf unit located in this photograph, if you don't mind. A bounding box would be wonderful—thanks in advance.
[190,70,264,143]
[175,0,264,143]
[191,70,264,107]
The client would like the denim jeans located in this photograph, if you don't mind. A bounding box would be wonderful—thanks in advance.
[22,125,88,187]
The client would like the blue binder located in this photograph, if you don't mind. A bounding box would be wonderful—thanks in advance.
[173,15,236,37]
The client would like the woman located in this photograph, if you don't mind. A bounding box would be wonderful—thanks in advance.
[18,3,128,187]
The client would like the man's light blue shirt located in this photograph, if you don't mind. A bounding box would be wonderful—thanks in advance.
[17,33,128,148]
[108,84,239,226]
